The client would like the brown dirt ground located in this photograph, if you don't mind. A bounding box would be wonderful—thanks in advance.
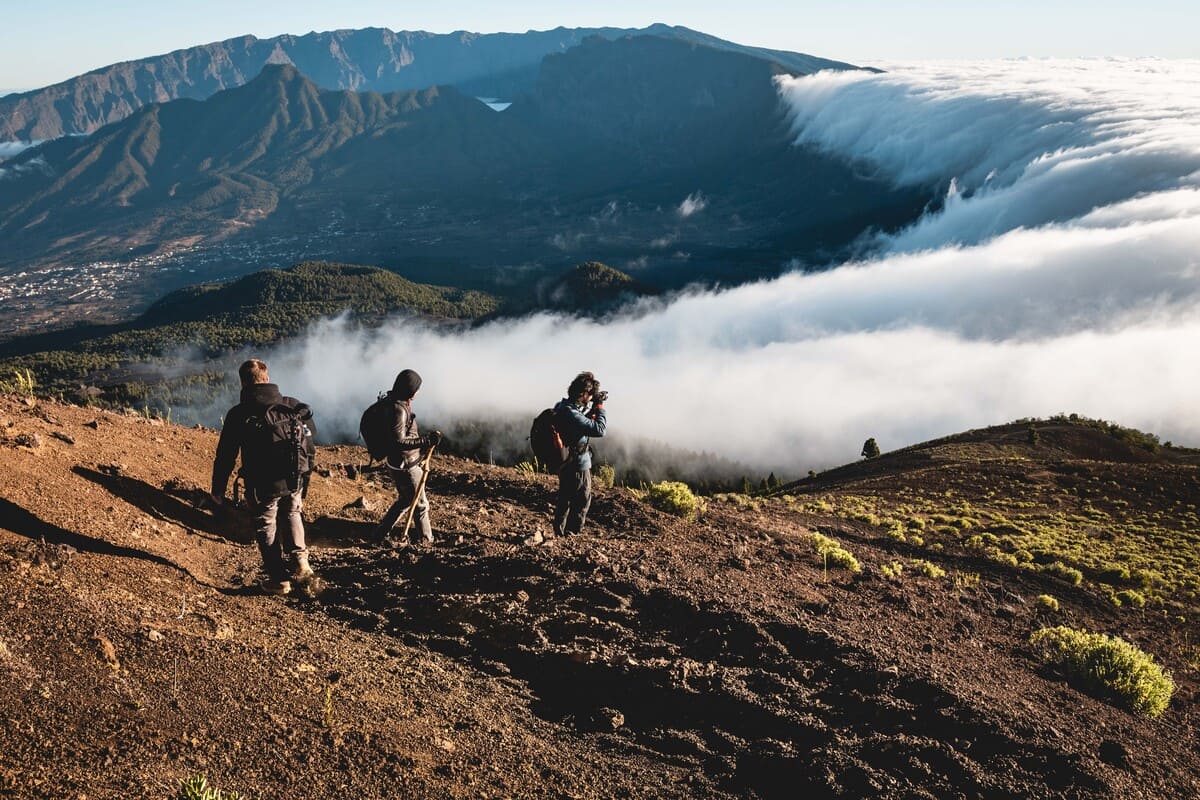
[0,396,1197,799]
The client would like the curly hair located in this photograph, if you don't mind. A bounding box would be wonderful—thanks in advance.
[567,371,598,401]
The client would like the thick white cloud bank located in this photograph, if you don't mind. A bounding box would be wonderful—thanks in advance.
[270,60,1200,474]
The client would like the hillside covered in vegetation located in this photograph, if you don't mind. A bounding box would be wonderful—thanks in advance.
[0,261,497,409]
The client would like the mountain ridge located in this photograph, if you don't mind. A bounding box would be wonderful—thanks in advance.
[0,24,864,142]
[0,37,929,334]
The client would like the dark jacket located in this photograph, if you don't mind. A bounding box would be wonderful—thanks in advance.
[554,398,606,471]
[212,383,317,496]
[386,397,431,469]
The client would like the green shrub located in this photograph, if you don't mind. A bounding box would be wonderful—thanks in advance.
[594,464,616,489]
[881,561,904,581]
[910,559,946,579]
[1041,562,1084,586]
[1114,589,1146,609]
[1036,594,1060,613]
[646,481,705,520]
[176,775,245,800]
[808,533,862,574]
[514,460,537,474]
[1098,564,1131,584]
[1030,626,1174,717]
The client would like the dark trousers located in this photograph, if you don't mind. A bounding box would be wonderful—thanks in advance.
[554,466,592,536]
[253,490,306,581]
[376,463,432,543]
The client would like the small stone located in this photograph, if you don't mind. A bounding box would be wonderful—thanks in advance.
[93,635,119,669]
[515,590,531,603]
[597,708,625,730]
[84,420,100,429]
[99,463,124,476]
[50,431,75,445]
[13,432,42,449]
[344,496,373,511]
[146,629,164,642]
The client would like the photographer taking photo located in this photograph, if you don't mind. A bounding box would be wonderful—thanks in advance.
[549,371,607,538]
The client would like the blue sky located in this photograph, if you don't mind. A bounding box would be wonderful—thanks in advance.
[1,0,1197,89]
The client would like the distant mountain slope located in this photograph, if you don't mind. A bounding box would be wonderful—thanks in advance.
[0,37,927,302]
[0,261,497,404]
[0,24,862,142]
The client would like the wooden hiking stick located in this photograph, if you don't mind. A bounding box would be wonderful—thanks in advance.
[399,443,437,540]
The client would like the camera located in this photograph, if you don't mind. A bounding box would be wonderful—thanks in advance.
[594,389,609,404]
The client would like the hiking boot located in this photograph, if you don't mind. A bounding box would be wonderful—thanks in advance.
[291,553,314,584]
[375,536,407,551]
[260,578,292,596]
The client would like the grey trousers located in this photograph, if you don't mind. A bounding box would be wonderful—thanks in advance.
[554,466,592,536]
[253,490,306,581]
[376,463,432,543]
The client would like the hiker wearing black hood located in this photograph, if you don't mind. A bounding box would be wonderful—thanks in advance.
[373,369,442,547]
[211,359,317,595]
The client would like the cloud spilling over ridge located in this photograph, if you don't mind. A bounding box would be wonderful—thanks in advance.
[0,141,41,159]
[779,60,1200,250]
[264,60,1200,475]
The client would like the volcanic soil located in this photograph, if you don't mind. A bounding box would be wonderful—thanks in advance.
[0,395,1197,799]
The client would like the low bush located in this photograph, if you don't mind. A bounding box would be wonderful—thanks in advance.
[176,775,245,800]
[1114,589,1147,609]
[910,559,946,579]
[809,533,862,574]
[1041,562,1084,586]
[881,561,904,581]
[1036,594,1060,613]
[1030,626,1174,717]
[594,464,616,489]
[646,481,705,520]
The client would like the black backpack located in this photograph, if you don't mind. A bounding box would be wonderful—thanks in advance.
[360,392,404,462]
[241,403,313,499]
[530,408,570,472]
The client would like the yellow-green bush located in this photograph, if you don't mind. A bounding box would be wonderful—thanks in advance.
[1114,589,1146,609]
[1041,561,1084,586]
[1036,594,1060,612]
[1030,626,1174,717]
[176,775,245,800]
[910,559,946,579]
[594,464,616,489]
[646,481,705,520]
[881,561,904,581]
[808,533,862,574]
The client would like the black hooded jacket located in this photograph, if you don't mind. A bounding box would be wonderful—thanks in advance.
[211,383,317,496]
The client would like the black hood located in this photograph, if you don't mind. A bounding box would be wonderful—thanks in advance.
[240,383,285,407]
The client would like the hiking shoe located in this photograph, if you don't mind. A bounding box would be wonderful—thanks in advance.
[291,554,315,584]
[375,536,407,551]
[260,578,292,596]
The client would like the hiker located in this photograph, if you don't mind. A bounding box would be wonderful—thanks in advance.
[370,369,442,547]
[551,371,607,537]
[211,359,317,595]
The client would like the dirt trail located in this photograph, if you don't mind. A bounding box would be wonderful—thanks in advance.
[0,396,1196,798]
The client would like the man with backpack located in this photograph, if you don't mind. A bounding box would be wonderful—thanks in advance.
[211,359,317,595]
[362,369,442,547]
[546,371,607,539]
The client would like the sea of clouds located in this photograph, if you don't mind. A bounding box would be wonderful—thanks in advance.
[266,59,1200,476]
